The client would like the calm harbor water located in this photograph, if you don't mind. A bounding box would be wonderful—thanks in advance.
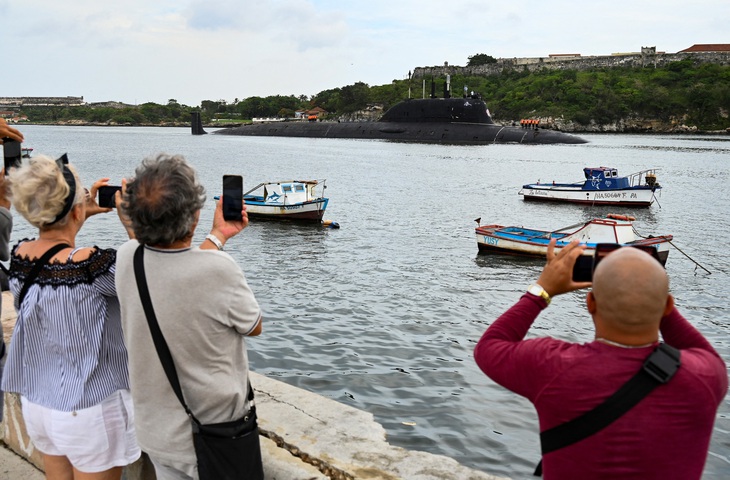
[10,125,730,479]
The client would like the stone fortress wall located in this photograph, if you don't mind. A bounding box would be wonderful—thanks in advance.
[0,96,85,107]
[413,48,730,78]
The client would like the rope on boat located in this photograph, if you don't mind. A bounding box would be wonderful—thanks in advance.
[668,240,712,275]
[651,192,662,209]
[633,227,711,275]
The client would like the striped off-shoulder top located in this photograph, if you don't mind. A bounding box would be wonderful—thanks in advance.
[1,240,130,411]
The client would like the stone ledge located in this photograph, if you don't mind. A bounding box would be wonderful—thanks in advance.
[2,291,505,479]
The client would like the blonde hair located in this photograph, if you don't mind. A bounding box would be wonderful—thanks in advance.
[8,154,84,229]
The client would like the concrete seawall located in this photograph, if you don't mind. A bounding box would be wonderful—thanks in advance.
[1,291,506,480]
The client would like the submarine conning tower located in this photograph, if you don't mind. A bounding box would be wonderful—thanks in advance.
[379,98,496,125]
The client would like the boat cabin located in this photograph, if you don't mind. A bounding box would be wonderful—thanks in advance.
[258,181,320,205]
[562,217,638,244]
[582,167,631,190]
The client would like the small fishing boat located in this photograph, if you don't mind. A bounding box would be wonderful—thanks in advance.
[518,167,661,207]
[21,147,33,158]
[475,214,672,263]
[242,180,328,222]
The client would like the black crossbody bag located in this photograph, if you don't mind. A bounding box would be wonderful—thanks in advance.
[133,244,264,480]
[534,342,681,476]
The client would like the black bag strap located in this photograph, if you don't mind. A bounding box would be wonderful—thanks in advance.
[533,342,680,476]
[18,243,71,306]
[133,244,255,427]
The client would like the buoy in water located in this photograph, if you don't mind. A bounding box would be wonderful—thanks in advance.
[606,213,636,221]
[322,220,340,229]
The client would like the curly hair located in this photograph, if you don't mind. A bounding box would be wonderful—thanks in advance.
[123,153,206,246]
[8,154,84,229]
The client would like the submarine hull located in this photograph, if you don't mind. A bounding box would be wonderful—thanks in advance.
[213,121,587,145]
[211,98,587,145]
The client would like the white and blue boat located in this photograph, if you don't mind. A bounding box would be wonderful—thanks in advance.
[475,214,672,264]
[518,167,661,207]
[242,180,328,222]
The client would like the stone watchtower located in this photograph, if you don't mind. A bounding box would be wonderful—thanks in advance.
[641,46,657,67]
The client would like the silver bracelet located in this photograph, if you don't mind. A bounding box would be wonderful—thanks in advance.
[205,233,224,250]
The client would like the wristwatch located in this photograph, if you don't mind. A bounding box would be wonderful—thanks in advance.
[205,233,224,250]
[527,284,551,305]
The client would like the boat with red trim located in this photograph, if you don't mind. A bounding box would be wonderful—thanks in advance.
[475,214,672,264]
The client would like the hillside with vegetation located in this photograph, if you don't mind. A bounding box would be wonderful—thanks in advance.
[16,59,730,132]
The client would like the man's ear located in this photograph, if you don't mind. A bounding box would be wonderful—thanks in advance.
[586,291,597,314]
[663,294,675,317]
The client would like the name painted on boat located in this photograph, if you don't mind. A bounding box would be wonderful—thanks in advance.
[483,236,499,246]
[594,192,639,199]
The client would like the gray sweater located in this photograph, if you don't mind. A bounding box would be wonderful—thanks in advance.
[115,240,262,467]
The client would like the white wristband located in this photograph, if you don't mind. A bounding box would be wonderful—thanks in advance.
[205,233,224,250]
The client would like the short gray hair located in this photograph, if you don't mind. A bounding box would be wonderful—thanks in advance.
[123,153,206,246]
[8,154,84,229]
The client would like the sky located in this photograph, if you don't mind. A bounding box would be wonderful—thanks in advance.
[1,0,727,107]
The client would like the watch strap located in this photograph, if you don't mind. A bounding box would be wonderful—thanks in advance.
[528,284,551,305]
[205,233,224,250]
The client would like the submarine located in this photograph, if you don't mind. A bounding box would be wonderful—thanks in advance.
[193,96,587,145]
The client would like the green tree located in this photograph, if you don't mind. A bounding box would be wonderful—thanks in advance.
[467,53,497,66]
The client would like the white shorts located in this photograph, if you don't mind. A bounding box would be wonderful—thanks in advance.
[22,389,141,472]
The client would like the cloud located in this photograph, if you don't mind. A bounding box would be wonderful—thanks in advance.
[3,0,729,105]
[183,0,348,52]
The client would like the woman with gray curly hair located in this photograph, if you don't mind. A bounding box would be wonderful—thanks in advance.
[1,154,140,480]
[115,153,263,480]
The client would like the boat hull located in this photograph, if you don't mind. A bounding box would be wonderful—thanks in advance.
[244,198,328,222]
[519,186,657,207]
[475,221,672,264]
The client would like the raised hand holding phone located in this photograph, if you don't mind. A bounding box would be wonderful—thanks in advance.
[222,175,243,222]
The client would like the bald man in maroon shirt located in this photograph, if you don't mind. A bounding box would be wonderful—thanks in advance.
[475,240,727,479]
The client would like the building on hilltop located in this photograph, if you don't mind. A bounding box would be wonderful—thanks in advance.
[412,44,729,80]
[0,96,85,108]
[549,53,581,59]
[678,44,730,53]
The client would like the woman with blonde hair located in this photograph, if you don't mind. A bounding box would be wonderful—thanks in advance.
[1,154,140,480]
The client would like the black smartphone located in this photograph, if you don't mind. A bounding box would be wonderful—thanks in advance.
[98,185,122,208]
[222,175,243,221]
[571,254,594,282]
[572,243,662,282]
[3,138,22,174]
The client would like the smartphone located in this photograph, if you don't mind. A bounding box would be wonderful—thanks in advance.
[572,243,662,282]
[98,185,122,208]
[222,175,243,221]
[3,138,22,174]
[571,254,594,283]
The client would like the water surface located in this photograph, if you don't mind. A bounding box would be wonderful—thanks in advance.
[11,126,730,478]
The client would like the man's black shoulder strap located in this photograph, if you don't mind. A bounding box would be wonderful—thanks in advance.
[533,342,680,476]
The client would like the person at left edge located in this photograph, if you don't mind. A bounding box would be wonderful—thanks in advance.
[1,154,140,480]
[0,118,23,423]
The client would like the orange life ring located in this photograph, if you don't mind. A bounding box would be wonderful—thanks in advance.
[607,213,636,221]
